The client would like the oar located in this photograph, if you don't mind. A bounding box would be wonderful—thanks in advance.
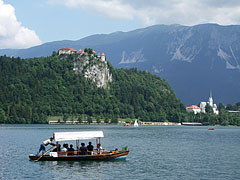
[35,146,55,162]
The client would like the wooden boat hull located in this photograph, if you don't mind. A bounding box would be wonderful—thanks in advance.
[208,128,215,130]
[29,151,129,161]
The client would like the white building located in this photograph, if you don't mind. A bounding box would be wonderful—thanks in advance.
[58,47,76,55]
[100,52,105,61]
[186,105,201,114]
[199,91,219,115]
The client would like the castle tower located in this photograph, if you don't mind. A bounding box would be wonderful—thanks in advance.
[101,52,105,61]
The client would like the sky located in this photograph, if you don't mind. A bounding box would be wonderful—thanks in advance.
[1,0,240,49]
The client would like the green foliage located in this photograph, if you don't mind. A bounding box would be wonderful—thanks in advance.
[77,116,83,123]
[87,116,92,124]
[0,108,7,123]
[96,117,101,124]
[205,104,213,114]
[104,117,109,124]
[2,53,227,125]
[111,116,118,124]
[52,51,57,57]
[84,48,93,54]
[63,115,69,122]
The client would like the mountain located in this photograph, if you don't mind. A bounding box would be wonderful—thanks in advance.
[1,23,240,105]
[0,54,185,124]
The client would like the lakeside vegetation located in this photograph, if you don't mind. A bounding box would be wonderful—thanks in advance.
[0,53,185,124]
[186,103,240,126]
[0,53,239,126]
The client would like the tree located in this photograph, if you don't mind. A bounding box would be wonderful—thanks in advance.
[52,51,57,57]
[218,103,225,111]
[236,102,240,107]
[96,117,101,124]
[0,108,7,123]
[104,117,109,124]
[77,116,83,124]
[63,114,69,123]
[111,116,118,124]
[87,116,92,124]
[205,104,213,114]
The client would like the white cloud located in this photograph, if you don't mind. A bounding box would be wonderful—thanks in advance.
[49,0,135,20]
[0,0,41,49]
[49,0,240,26]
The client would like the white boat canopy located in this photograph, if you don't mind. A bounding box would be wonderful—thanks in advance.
[53,131,104,142]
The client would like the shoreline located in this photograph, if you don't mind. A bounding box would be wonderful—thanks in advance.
[48,120,181,126]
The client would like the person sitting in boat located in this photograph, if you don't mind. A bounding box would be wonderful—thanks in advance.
[87,142,94,155]
[96,143,104,154]
[97,143,103,150]
[37,137,56,155]
[52,144,61,152]
[80,143,87,155]
[87,142,94,151]
[61,143,68,152]
[68,144,74,155]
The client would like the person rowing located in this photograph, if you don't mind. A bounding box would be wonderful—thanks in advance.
[37,137,56,155]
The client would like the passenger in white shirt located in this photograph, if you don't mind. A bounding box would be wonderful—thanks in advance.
[37,137,55,155]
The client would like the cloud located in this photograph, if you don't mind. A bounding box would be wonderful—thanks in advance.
[49,0,135,20]
[49,0,240,26]
[0,0,41,49]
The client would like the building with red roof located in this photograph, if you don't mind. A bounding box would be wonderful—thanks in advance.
[77,49,84,54]
[100,52,105,61]
[186,105,201,114]
[59,47,76,55]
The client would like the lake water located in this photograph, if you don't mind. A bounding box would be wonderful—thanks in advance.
[0,124,239,180]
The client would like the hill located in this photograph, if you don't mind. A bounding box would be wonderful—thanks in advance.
[0,24,240,105]
[0,52,186,124]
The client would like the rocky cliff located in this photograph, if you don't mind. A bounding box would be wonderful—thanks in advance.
[61,50,112,89]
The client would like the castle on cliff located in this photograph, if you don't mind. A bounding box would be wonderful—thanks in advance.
[58,47,106,62]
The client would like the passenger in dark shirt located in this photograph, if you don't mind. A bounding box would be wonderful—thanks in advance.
[87,142,94,151]
[68,144,74,155]
[80,143,87,154]
[52,144,61,152]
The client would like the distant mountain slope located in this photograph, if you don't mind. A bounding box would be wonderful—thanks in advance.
[1,24,240,105]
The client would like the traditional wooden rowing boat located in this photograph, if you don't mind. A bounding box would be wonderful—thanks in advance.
[29,131,129,161]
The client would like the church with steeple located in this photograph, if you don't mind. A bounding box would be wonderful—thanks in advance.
[199,91,219,115]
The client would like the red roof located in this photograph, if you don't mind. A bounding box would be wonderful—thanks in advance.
[101,52,105,56]
[186,105,200,109]
[59,47,76,51]
[77,49,84,53]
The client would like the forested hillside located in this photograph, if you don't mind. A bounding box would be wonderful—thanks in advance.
[0,54,186,124]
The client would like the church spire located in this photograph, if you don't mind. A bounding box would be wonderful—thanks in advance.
[208,90,213,107]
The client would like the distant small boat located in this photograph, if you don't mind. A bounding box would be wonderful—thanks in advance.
[208,128,215,130]
[134,120,138,127]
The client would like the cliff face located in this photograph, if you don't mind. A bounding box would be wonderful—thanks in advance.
[70,52,112,88]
